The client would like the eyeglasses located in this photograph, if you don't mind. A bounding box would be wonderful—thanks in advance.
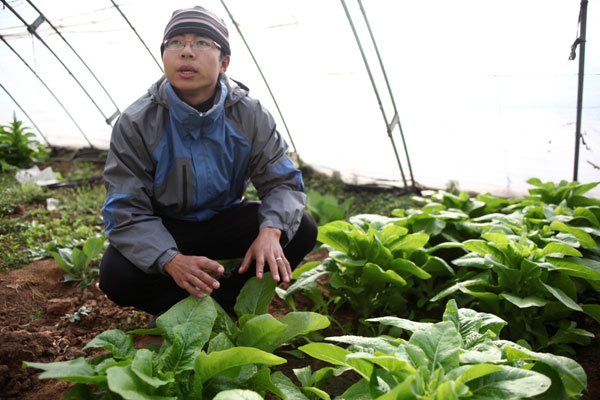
[163,38,222,52]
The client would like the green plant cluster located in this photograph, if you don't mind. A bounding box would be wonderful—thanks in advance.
[0,113,48,171]
[0,177,105,271]
[25,274,330,399]
[286,179,600,356]
[300,299,586,399]
[25,277,588,399]
[50,236,106,287]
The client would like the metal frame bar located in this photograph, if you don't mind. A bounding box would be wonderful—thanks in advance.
[572,0,588,181]
[219,0,297,154]
[0,81,49,145]
[0,35,94,147]
[340,0,416,190]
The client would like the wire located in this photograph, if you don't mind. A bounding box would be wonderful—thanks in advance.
[26,0,121,121]
[0,81,49,145]
[0,34,95,147]
[109,0,163,73]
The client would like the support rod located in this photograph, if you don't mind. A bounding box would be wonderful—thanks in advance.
[0,35,94,147]
[341,0,408,188]
[0,81,49,145]
[25,0,121,120]
[572,0,588,181]
[109,0,163,73]
[219,0,297,154]
[2,0,113,126]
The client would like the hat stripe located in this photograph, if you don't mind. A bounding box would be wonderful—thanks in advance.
[165,17,228,39]
[162,6,230,55]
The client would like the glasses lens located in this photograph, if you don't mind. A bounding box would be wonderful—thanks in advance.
[164,39,218,51]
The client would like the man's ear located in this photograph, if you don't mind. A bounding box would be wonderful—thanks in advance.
[220,55,231,74]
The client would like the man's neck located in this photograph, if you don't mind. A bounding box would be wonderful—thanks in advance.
[175,83,218,108]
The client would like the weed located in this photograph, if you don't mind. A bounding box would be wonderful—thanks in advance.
[61,306,92,324]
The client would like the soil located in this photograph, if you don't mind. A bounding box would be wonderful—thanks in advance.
[1,256,599,399]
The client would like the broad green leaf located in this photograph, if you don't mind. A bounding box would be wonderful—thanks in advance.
[451,253,489,268]
[582,304,600,323]
[550,221,596,248]
[157,296,217,344]
[459,343,503,364]
[71,248,86,269]
[449,364,503,383]
[83,329,135,359]
[329,250,367,267]
[572,182,600,196]
[361,263,407,287]
[368,316,432,333]
[388,233,430,253]
[317,221,355,253]
[540,281,582,311]
[502,343,587,396]
[83,237,105,259]
[430,277,490,302]
[327,335,400,354]
[282,260,334,299]
[195,347,286,384]
[292,260,321,279]
[213,390,264,400]
[457,306,506,338]
[234,274,277,317]
[547,257,600,280]
[500,293,547,308]
[270,371,312,400]
[208,331,234,353]
[408,321,461,371]
[302,387,331,400]
[346,352,416,377]
[107,365,176,400]
[374,375,415,400]
[298,343,374,380]
[573,207,600,228]
[463,240,502,260]
[160,323,211,373]
[131,349,173,389]
[539,242,582,257]
[23,358,107,385]
[237,314,287,351]
[466,365,551,399]
[267,312,330,351]
[389,258,431,279]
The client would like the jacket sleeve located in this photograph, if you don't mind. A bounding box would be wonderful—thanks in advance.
[248,101,306,243]
[102,104,179,274]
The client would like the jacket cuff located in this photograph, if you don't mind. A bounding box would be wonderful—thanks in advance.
[155,248,181,275]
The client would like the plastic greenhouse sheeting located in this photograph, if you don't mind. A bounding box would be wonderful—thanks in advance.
[1,0,599,198]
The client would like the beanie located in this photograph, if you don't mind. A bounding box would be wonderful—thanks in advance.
[161,6,230,56]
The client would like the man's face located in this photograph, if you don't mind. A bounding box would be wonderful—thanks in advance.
[162,33,230,105]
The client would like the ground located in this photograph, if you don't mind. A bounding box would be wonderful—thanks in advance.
[1,257,599,399]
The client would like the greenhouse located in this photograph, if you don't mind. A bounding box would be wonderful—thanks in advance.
[1,0,599,399]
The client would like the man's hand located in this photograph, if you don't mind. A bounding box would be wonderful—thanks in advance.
[164,254,224,299]
[238,227,291,283]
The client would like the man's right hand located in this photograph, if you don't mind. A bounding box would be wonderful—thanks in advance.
[164,254,224,299]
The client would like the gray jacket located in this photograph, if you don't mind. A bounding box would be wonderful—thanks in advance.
[102,75,305,274]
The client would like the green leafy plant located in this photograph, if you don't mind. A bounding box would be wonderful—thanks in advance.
[25,274,330,399]
[299,299,587,399]
[0,113,48,170]
[281,214,454,318]
[306,190,354,226]
[49,236,106,287]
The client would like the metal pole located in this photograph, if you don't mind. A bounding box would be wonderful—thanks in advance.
[109,0,163,73]
[2,0,113,127]
[26,0,121,122]
[0,35,94,147]
[0,81,49,145]
[219,0,297,154]
[340,0,408,188]
[357,0,415,188]
[572,0,588,181]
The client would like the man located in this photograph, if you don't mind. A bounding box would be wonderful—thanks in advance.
[99,6,317,316]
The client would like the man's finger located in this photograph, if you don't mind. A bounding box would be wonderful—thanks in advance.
[270,257,281,282]
[238,252,253,274]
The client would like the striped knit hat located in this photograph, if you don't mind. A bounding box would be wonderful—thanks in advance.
[161,6,230,56]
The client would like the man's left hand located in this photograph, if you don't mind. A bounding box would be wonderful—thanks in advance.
[238,227,291,282]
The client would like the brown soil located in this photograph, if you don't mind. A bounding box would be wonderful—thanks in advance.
[1,258,598,399]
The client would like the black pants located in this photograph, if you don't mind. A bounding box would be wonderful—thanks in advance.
[99,201,317,314]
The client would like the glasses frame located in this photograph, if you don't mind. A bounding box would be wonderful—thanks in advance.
[163,38,222,52]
